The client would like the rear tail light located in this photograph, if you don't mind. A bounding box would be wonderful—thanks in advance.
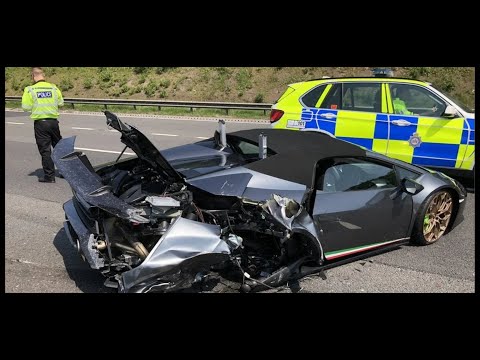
[270,109,284,123]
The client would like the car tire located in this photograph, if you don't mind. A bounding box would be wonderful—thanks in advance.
[411,190,455,245]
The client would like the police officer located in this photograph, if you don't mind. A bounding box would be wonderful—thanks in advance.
[22,67,64,183]
[392,86,414,115]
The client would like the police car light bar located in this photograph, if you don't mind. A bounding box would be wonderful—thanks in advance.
[372,68,394,77]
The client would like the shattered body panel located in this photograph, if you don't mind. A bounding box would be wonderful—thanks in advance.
[53,112,467,293]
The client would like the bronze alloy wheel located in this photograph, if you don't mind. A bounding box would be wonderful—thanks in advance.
[423,191,453,243]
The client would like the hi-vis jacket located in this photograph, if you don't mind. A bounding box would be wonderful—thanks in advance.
[22,81,64,120]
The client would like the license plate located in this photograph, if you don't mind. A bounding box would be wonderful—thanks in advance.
[287,120,306,129]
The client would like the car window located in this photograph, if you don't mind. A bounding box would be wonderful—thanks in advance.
[342,83,382,113]
[321,83,382,113]
[389,84,447,117]
[301,84,328,108]
[321,83,342,110]
[395,166,421,181]
[318,158,397,192]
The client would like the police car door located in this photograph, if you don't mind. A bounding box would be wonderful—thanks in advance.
[386,83,466,169]
[308,82,389,155]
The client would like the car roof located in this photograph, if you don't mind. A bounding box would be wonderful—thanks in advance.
[227,129,366,186]
[289,77,430,87]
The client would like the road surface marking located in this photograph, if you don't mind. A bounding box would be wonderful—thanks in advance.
[151,133,179,137]
[196,136,209,139]
[72,127,95,131]
[6,122,24,125]
[75,147,135,155]
[108,129,118,132]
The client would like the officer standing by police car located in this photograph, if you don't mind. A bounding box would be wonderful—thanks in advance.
[22,67,64,183]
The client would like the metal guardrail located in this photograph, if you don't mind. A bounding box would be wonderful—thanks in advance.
[5,96,273,116]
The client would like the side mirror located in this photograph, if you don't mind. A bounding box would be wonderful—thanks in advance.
[401,178,424,195]
[442,105,457,118]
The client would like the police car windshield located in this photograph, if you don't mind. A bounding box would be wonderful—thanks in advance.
[432,85,474,113]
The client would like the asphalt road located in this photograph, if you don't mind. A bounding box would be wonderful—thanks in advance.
[4,110,475,293]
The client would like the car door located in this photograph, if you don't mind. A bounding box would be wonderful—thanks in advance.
[311,157,412,260]
[301,82,390,156]
[385,83,467,169]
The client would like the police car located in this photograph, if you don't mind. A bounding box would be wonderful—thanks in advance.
[270,70,475,175]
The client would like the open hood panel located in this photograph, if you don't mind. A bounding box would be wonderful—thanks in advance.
[105,111,184,183]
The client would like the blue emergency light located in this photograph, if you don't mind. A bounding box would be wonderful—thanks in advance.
[372,68,394,77]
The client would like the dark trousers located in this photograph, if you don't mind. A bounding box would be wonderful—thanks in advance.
[34,119,62,179]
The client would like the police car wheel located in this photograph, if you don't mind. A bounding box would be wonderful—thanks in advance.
[411,190,454,246]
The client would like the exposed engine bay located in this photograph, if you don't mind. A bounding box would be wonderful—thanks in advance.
[53,111,326,293]
[89,158,322,293]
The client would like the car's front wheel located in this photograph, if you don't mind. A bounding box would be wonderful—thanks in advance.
[411,190,454,245]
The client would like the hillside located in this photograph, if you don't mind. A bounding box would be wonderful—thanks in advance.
[5,67,475,108]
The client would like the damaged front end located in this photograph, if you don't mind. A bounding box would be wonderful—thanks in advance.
[54,114,324,293]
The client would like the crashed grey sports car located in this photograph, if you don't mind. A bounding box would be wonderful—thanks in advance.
[53,111,467,293]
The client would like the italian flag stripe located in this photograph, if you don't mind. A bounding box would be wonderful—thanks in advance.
[325,238,407,260]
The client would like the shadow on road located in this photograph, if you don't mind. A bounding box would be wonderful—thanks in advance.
[53,227,115,293]
[29,168,63,180]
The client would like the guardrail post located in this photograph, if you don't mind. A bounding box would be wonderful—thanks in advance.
[158,106,161,111]
[104,104,107,110]
[226,109,229,115]
[134,105,137,110]
[190,107,193,112]
[71,103,75,109]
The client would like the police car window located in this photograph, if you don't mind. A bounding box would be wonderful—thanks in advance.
[318,158,397,192]
[389,84,446,117]
[301,84,328,108]
[320,83,341,110]
[342,83,381,113]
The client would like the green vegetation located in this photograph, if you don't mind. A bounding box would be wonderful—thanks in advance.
[5,67,475,116]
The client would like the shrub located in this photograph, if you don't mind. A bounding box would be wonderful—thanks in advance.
[83,78,93,89]
[44,67,57,76]
[11,77,20,91]
[59,78,74,91]
[155,67,176,74]
[133,67,150,74]
[117,76,128,87]
[99,71,112,82]
[120,84,130,94]
[99,81,111,91]
[236,68,252,90]
[159,79,171,88]
[254,93,264,103]
[158,89,167,98]
[214,67,231,76]
[108,87,121,97]
[407,67,432,79]
[144,81,158,97]
[138,75,147,85]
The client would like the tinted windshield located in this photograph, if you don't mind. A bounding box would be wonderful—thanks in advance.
[432,85,474,113]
